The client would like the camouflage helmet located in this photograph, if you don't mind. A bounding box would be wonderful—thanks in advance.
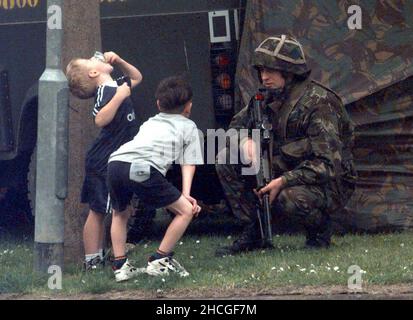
[252,35,311,77]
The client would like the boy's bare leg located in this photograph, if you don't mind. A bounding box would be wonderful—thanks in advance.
[83,210,105,255]
[159,196,194,254]
[111,209,131,258]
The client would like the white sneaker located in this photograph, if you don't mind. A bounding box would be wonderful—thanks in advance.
[114,259,146,282]
[83,256,104,272]
[146,257,189,277]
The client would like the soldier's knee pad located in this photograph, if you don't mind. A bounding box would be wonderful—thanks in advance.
[276,189,294,214]
[276,187,321,218]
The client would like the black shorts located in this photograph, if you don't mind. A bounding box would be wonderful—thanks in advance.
[107,161,182,212]
[81,174,111,215]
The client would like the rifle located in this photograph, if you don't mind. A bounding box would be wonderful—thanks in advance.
[252,89,273,248]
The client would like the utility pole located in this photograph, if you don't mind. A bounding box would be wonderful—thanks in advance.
[62,0,101,265]
[34,0,68,273]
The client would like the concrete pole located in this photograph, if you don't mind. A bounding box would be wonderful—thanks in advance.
[34,0,68,273]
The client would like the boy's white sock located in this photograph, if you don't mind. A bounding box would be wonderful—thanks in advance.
[98,249,104,260]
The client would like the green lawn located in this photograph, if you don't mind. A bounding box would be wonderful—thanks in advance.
[1,230,412,296]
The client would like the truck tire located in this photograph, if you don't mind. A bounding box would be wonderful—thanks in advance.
[0,151,34,231]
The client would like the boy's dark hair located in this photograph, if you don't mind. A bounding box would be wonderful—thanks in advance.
[155,76,193,113]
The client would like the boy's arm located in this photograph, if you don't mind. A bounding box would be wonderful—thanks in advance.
[104,52,143,88]
[179,124,204,213]
[181,164,200,215]
[181,164,196,197]
[94,83,130,128]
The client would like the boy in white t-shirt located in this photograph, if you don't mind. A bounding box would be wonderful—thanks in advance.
[107,76,204,282]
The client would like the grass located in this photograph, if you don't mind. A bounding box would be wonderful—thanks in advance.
[1,228,413,297]
[0,234,47,294]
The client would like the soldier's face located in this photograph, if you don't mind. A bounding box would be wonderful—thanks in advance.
[259,68,285,89]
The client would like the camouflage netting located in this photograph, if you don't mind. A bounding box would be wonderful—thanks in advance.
[236,0,413,231]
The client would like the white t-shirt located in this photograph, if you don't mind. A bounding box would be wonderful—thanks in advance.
[109,113,204,176]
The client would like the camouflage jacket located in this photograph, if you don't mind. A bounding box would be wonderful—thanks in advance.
[230,78,357,198]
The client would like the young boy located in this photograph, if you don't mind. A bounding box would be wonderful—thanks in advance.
[66,51,143,270]
[107,76,203,282]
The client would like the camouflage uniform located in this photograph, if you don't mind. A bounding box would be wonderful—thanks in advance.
[216,36,356,254]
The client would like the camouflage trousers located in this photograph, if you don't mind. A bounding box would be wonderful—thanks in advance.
[215,151,340,234]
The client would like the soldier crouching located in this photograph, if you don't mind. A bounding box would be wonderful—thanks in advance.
[215,35,357,256]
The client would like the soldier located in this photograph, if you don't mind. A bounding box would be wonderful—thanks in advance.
[215,35,357,256]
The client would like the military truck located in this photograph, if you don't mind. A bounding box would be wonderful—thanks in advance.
[0,0,246,222]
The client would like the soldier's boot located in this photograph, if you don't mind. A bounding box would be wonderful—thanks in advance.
[305,215,332,249]
[215,221,272,257]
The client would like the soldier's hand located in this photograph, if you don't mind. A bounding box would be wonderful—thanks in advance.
[104,51,121,65]
[256,177,286,204]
